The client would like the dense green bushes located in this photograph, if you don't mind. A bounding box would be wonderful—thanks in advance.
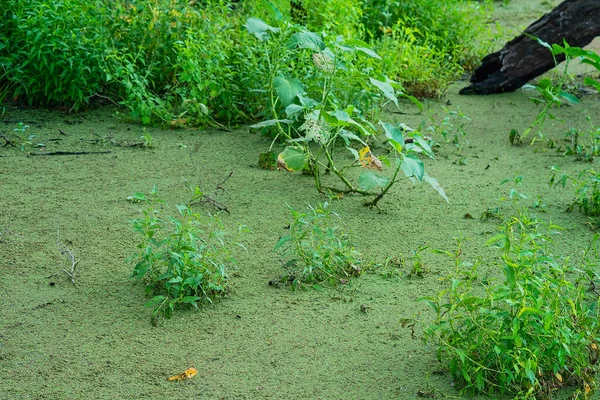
[0,0,492,125]
[0,0,109,109]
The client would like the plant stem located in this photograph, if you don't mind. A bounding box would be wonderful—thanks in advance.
[365,160,403,207]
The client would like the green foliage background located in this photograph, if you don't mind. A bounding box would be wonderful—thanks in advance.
[0,0,491,124]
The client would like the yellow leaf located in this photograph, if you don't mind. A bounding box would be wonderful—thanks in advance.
[358,146,382,171]
[168,367,198,382]
[592,343,598,351]
[585,382,591,395]
[358,146,371,164]
[554,372,563,383]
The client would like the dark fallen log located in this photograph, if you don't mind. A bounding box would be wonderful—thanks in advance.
[460,0,600,95]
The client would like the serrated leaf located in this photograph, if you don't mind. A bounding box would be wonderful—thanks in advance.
[274,76,304,108]
[369,78,398,108]
[358,171,389,190]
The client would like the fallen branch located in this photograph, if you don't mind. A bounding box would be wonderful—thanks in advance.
[0,134,16,147]
[188,172,233,214]
[187,152,233,213]
[28,150,112,156]
[87,131,145,148]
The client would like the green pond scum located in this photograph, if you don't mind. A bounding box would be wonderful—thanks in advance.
[3,0,600,399]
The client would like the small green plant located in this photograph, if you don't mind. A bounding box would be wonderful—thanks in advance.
[404,245,430,278]
[378,244,429,279]
[426,106,471,155]
[140,129,153,148]
[560,115,600,161]
[550,166,600,218]
[13,122,35,151]
[422,213,600,398]
[275,202,362,289]
[522,38,581,144]
[129,185,239,322]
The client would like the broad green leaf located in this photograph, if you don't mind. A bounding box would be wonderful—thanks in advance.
[503,263,516,288]
[401,154,424,181]
[278,146,307,171]
[244,18,280,41]
[580,57,600,71]
[181,296,201,304]
[369,78,399,108]
[285,104,304,119]
[423,173,449,203]
[558,91,580,104]
[380,122,405,149]
[249,119,293,129]
[358,171,389,190]
[263,0,284,21]
[274,76,304,108]
[413,135,434,158]
[343,39,381,59]
[329,110,373,136]
[287,31,325,51]
[132,261,149,279]
[339,129,367,146]
[388,139,402,153]
[168,276,183,284]
[320,109,341,126]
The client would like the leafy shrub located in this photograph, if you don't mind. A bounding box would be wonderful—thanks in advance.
[247,16,448,207]
[422,213,600,398]
[0,0,491,121]
[0,0,110,109]
[550,166,600,218]
[129,186,238,321]
[373,22,464,98]
[275,203,362,289]
[361,0,491,70]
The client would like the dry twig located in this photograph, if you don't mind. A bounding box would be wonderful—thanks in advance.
[55,227,79,285]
